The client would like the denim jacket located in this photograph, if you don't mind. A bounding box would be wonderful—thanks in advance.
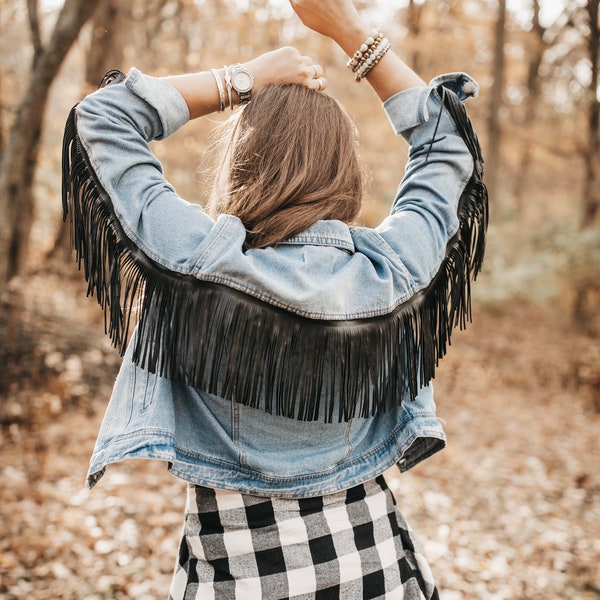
[65,68,484,497]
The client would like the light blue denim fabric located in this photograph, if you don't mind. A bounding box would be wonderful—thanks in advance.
[76,69,479,496]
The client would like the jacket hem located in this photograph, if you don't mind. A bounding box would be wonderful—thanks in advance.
[86,426,446,497]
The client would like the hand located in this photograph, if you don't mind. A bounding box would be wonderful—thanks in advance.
[245,46,326,93]
[289,0,367,46]
[289,0,426,100]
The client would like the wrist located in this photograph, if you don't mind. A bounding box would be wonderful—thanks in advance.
[333,22,372,57]
[209,65,254,111]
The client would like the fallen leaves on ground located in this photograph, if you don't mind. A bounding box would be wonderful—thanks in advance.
[1,274,599,599]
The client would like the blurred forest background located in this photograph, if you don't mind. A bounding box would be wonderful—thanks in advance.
[0,0,599,598]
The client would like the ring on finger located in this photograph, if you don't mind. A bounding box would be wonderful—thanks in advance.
[312,64,319,78]
[316,77,324,91]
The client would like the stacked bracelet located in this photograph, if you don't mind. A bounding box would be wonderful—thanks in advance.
[223,65,234,110]
[210,68,226,112]
[354,38,391,81]
[346,29,391,82]
[210,64,254,111]
[346,29,382,71]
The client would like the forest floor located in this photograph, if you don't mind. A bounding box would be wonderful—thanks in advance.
[0,269,599,600]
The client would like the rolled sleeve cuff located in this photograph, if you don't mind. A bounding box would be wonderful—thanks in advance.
[125,67,190,139]
[383,72,478,135]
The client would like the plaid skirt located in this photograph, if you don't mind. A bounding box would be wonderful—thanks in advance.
[169,475,439,600]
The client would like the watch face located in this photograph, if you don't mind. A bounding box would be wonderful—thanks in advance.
[232,70,253,93]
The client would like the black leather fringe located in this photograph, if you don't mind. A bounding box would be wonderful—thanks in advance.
[61,84,487,422]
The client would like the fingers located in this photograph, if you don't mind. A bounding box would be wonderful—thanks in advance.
[247,47,327,94]
[314,76,327,92]
[302,57,327,92]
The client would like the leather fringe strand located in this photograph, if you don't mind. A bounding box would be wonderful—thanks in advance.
[61,84,488,423]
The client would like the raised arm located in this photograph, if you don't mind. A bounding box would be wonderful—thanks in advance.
[290,0,488,378]
[164,46,327,119]
[289,0,425,99]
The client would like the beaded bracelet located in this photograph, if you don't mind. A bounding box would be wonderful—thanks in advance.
[354,38,391,81]
[346,29,391,82]
[346,29,383,72]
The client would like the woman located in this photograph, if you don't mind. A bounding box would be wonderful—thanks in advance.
[62,0,487,597]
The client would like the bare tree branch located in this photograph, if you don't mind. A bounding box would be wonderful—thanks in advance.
[26,0,43,66]
[0,0,106,290]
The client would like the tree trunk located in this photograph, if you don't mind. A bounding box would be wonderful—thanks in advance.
[85,0,127,90]
[486,0,507,210]
[406,0,425,73]
[513,0,547,213]
[0,0,104,295]
[581,0,600,228]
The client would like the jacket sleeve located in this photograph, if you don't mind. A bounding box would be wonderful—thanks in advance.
[376,73,486,291]
[72,67,215,274]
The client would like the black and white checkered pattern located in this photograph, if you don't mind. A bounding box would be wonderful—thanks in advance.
[169,476,439,599]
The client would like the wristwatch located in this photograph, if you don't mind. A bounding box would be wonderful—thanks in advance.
[230,64,254,104]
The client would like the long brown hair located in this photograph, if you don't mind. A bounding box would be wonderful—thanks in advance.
[207,84,364,249]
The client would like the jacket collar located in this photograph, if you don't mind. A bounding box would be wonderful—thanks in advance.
[278,220,355,253]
